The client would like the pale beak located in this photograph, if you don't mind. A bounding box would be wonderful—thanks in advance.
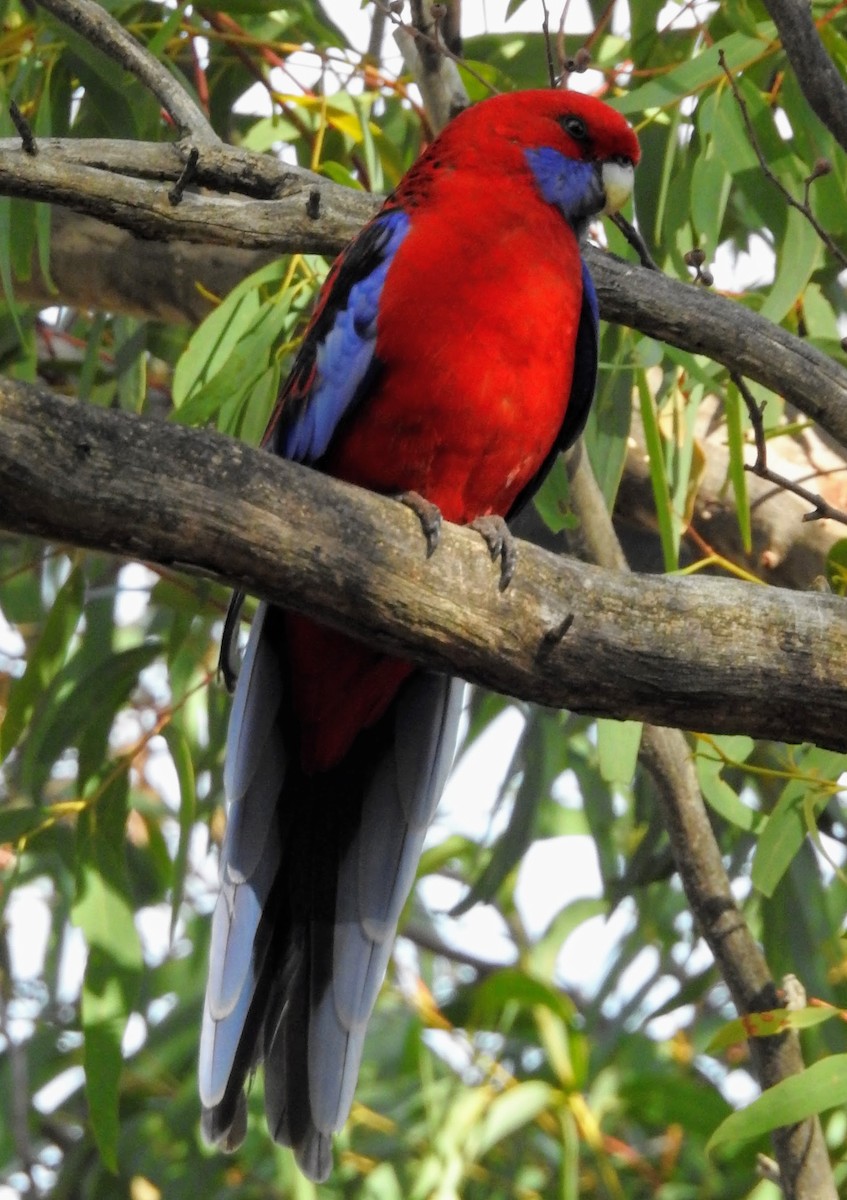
[602,158,635,214]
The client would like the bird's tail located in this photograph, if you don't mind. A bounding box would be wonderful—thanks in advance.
[199,602,463,1180]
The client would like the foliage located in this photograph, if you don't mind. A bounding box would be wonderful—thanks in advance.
[0,1,846,1197]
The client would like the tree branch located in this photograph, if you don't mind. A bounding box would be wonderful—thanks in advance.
[1,376,845,752]
[18,210,275,325]
[567,449,838,1200]
[584,247,847,450]
[640,728,837,1200]
[762,0,847,157]
[35,0,219,146]
[0,138,377,254]
[3,135,846,450]
[718,48,847,272]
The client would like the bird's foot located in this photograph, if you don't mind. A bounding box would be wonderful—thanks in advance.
[398,491,443,557]
[470,515,516,591]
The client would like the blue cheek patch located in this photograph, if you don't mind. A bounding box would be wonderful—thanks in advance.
[282,210,410,463]
[524,148,599,223]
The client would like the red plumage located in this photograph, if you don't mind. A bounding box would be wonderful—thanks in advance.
[287,90,638,772]
[201,88,639,1180]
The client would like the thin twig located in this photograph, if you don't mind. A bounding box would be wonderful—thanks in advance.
[35,0,219,146]
[366,0,387,63]
[718,48,847,272]
[540,0,556,89]
[732,372,847,526]
[609,212,659,270]
[378,0,496,101]
[168,145,199,206]
[9,100,37,155]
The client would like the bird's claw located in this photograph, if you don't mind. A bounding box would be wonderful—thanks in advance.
[470,515,516,591]
[398,491,443,557]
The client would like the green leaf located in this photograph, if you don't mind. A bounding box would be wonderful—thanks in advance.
[17,642,162,797]
[0,805,49,845]
[708,1005,842,1053]
[614,32,771,115]
[751,776,830,897]
[234,360,280,446]
[466,1081,555,1159]
[1,564,85,760]
[759,205,822,324]
[72,773,143,1172]
[171,258,292,408]
[637,368,677,570]
[696,741,761,833]
[690,136,731,257]
[587,323,637,509]
[76,643,163,785]
[711,78,762,174]
[471,967,576,1027]
[78,312,108,402]
[161,724,196,940]
[707,1054,847,1152]
[532,456,576,534]
[113,316,147,414]
[724,382,752,553]
[596,719,642,786]
[0,194,24,344]
[825,539,847,595]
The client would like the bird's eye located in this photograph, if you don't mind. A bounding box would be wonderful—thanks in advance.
[562,115,588,140]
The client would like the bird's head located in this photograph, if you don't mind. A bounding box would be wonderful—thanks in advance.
[421,89,640,235]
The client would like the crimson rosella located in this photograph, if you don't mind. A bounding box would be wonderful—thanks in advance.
[199,88,640,1180]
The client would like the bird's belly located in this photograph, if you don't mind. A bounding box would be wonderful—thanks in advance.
[293,231,583,773]
[325,336,574,522]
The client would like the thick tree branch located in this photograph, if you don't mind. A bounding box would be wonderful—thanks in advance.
[0,139,377,255]
[3,136,846,450]
[584,247,847,450]
[1,376,845,752]
[19,210,274,325]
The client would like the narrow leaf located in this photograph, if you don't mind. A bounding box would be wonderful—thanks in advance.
[72,774,143,1172]
[637,369,677,570]
[1,564,84,760]
[708,1005,841,1052]
[467,1081,555,1159]
[596,718,642,786]
[162,724,196,940]
[751,781,829,898]
[724,382,752,553]
[707,1054,847,1152]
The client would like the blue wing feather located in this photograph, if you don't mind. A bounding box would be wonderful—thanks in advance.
[270,210,410,465]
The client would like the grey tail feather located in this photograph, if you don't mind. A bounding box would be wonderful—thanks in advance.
[199,603,464,1181]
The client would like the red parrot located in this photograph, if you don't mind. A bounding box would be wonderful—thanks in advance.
[199,88,639,1180]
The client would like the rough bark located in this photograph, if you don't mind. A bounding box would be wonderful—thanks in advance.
[3,137,846,451]
[1,376,845,752]
[762,0,847,156]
